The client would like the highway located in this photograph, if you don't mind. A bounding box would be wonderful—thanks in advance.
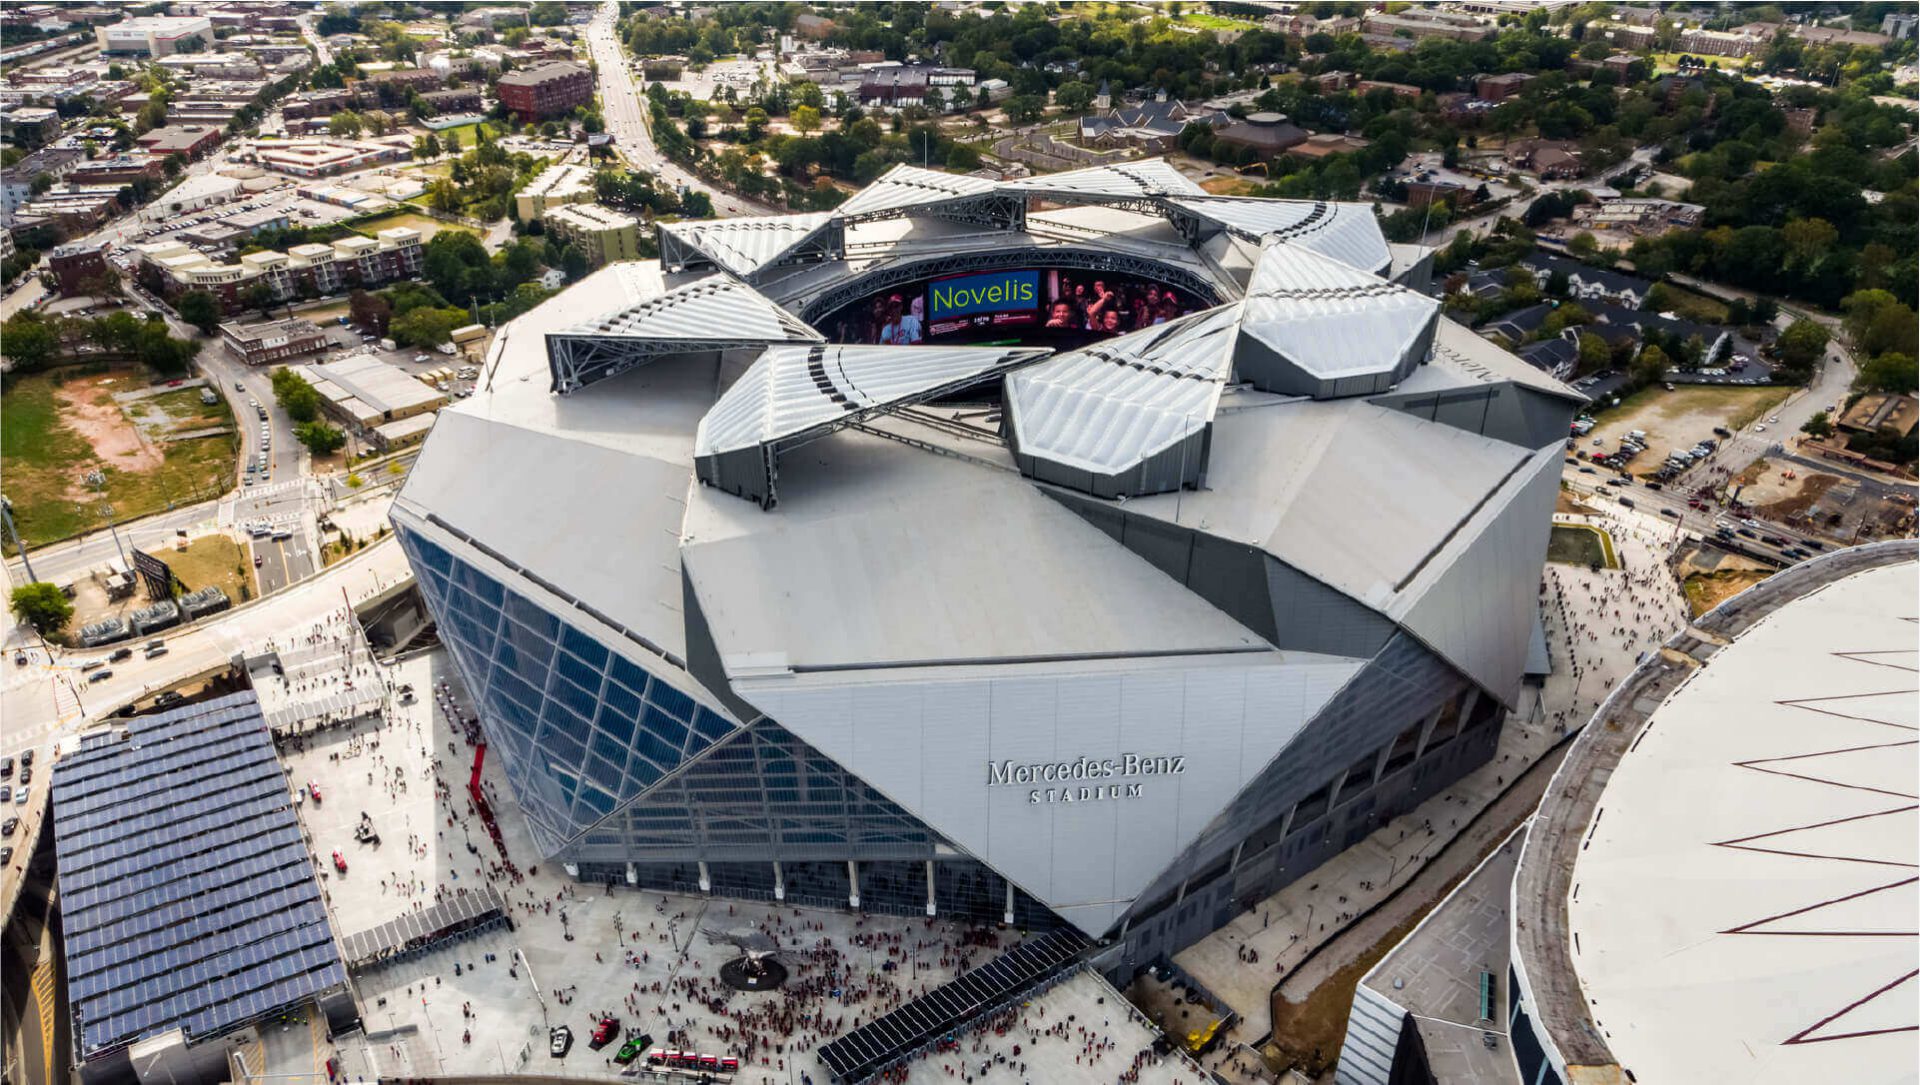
[584,0,774,217]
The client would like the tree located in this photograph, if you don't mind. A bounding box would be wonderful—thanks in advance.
[28,172,53,196]
[177,290,221,335]
[295,420,346,456]
[271,367,322,423]
[241,281,278,318]
[791,104,821,135]
[1,311,61,371]
[1631,343,1670,388]
[1053,81,1094,114]
[388,305,465,348]
[1775,318,1831,372]
[1567,231,1599,258]
[10,582,72,635]
[1004,95,1046,125]
[1800,411,1834,439]
[1840,290,1918,358]
[349,289,392,335]
[743,107,769,140]
[328,110,363,138]
[1576,332,1610,374]
[1855,353,1917,395]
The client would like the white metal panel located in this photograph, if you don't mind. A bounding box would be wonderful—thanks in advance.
[696,344,1047,457]
[833,163,998,217]
[734,652,1365,933]
[1004,305,1238,476]
[562,275,822,342]
[659,212,834,276]
[1238,241,1440,381]
[1399,446,1563,707]
[1002,157,1206,198]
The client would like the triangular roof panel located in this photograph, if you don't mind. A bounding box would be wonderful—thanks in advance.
[833,163,999,218]
[560,275,822,343]
[1002,156,1207,198]
[1173,196,1391,274]
[659,212,834,277]
[697,343,1047,457]
[1005,305,1238,478]
[1237,240,1440,388]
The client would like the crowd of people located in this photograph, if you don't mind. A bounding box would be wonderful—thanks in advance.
[1043,277,1188,335]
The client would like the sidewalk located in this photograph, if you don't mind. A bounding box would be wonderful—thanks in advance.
[1173,505,1692,1080]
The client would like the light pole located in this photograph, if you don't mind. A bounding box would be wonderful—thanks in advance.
[1,496,36,582]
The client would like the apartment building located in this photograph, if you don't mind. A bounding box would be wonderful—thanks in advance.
[136,227,423,312]
[543,203,642,266]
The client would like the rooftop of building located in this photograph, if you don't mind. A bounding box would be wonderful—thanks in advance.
[300,352,446,417]
[51,692,347,1060]
[495,58,588,86]
[1514,541,1919,1085]
[219,316,326,343]
[544,201,638,229]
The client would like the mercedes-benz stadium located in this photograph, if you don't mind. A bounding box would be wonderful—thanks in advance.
[390,159,1585,970]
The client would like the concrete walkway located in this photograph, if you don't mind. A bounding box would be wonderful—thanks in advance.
[1173,499,1694,1082]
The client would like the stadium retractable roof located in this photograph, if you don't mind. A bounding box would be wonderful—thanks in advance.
[1004,304,1239,499]
[1001,156,1207,199]
[1234,239,1441,398]
[833,163,1001,220]
[658,211,841,281]
[1170,196,1392,275]
[546,275,823,393]
[695,342,1048,507]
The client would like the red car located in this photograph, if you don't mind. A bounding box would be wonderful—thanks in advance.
[591,1017,619,1048]
[332,850,347,873]
[307,780,321,803]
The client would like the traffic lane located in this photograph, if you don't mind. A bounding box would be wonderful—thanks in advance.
[5,503,215,586]
[253,536,293,595]
[1562,472,1822,558]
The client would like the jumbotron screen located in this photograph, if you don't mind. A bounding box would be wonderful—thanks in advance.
[822,268,1204,349]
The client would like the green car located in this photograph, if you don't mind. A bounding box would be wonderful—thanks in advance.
[613,1036,650,1066]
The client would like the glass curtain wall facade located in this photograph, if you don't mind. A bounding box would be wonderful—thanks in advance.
[396,523,1056,929]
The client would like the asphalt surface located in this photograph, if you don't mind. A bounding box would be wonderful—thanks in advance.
[584,0,774,217]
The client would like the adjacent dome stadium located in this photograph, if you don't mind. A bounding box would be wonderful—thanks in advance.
[393,159,1585,962]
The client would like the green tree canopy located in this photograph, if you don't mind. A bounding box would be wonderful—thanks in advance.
[177,290,221,335]
[11,582,73,634]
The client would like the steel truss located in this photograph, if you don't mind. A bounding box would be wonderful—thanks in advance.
[796,245,1227,327]
[546,332,807,394]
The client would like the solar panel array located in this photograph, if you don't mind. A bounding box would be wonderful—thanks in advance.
[51,692,347,1060]
[816,928,1091,1082]
[339,884,505,966]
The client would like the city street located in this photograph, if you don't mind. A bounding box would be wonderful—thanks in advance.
[584,0,774,217]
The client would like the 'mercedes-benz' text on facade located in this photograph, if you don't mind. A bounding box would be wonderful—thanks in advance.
[987,753,1186,805]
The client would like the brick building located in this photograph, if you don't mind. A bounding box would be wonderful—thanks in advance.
[136,227,423,313]
[495,61,593,119]
[135,124,223,160]
[218,317,330,366]
[47,236,112,296]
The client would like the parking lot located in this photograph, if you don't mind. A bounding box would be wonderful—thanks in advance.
[1582,384,1792,478]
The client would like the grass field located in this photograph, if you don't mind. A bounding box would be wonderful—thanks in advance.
[351,211,476,243]
[428,121,498,149]
[1,370,236,550]
[164,534,255,603]
[1547,524,1616,568]
[1179,12,1259,30]
[1654,285,1730,324]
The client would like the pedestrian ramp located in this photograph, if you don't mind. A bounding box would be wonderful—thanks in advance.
[816,927,1091,1082]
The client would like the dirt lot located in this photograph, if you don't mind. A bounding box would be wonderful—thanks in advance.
[58,373,163,474]
[1,368,237,548]
[1588,385,1792,475]
[1683,568,1774,617]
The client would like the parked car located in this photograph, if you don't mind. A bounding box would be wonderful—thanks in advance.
[550,1026,573,1058]
[591,1018,620,1049]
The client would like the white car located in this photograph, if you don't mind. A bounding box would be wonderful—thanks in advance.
[1767,416,1779,423]
[1754,424,1766,432]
